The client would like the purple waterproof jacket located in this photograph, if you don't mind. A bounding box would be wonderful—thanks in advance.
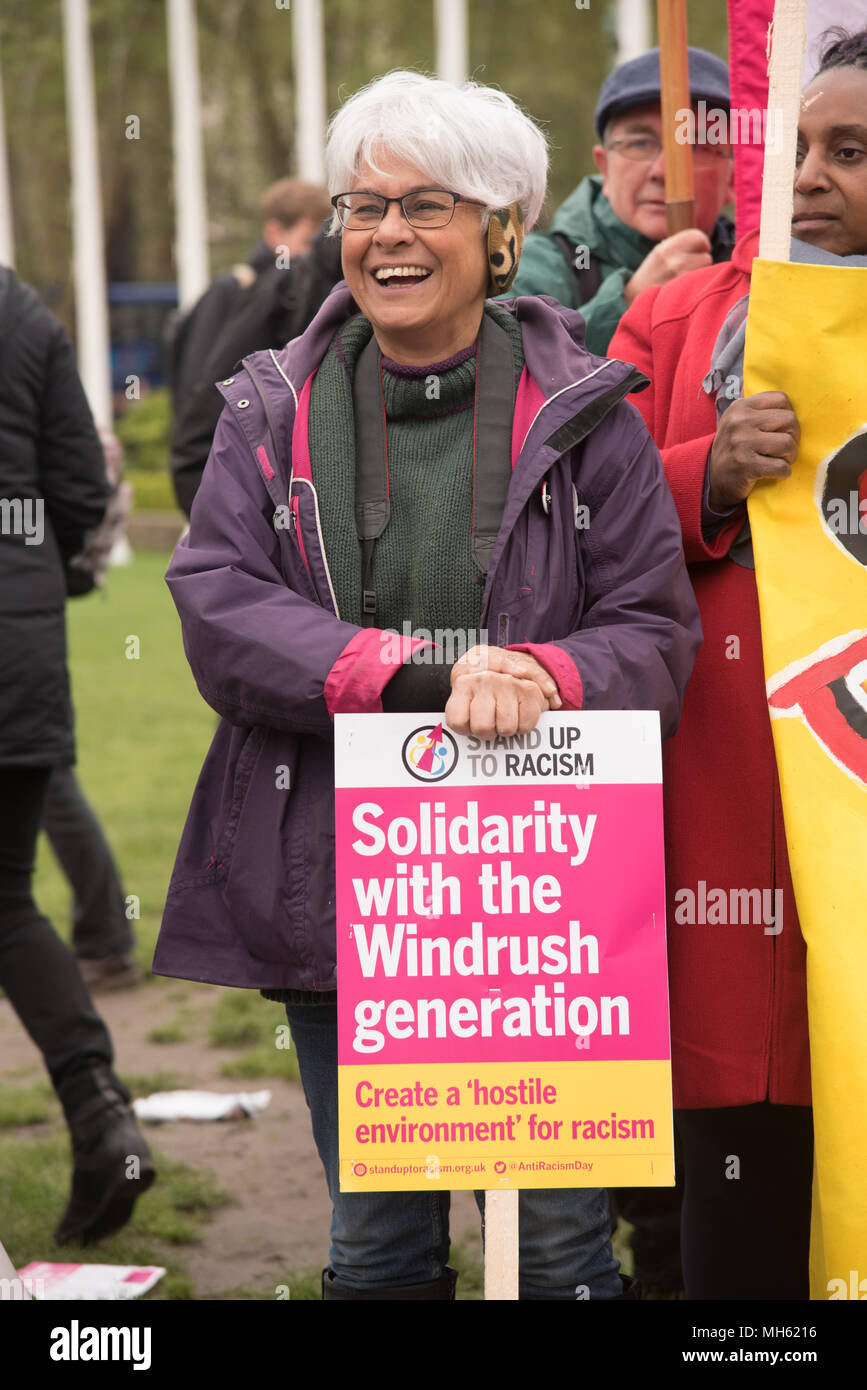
[153,286,701,991]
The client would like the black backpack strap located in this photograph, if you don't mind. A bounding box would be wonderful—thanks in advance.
[353,335,391,625]
[471,312,517,574]
[552,233,604,306]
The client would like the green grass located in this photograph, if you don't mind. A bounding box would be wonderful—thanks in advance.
[203,1269,322,1301]
[0,1082,57,1129]
[128,469,177,512]
[208,992,275,1048]
[218,1047,299,1081]
[450,1232,484,1300]
[146,1021,191,1045]
[209,993,301,1081]
[119,1071,192,1098]
[0,1132,229,1298]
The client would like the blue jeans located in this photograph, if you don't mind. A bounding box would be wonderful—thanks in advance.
[285,1003,622,1299]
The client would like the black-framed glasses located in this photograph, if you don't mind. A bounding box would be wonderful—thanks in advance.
[605,133,732,164]
[331,189,482,230]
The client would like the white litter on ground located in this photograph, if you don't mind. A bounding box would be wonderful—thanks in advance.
[132,1088,271,1123]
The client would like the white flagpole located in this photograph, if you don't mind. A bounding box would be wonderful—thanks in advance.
[292,0,326,182]
[61,0,112,430]
[0,43,15,269]
[758,0,808,263]
[436,0,469,85]
[166,0,210,309]
[616,0,652,66]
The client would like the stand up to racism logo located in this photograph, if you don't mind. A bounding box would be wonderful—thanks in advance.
[401,723,459,783]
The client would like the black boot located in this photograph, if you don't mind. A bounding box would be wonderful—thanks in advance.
[322,1266,458,1300]
[54,1065,155,1246]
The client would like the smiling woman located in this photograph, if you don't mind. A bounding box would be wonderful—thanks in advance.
[325,71,546,366]
[156,68,702,1302]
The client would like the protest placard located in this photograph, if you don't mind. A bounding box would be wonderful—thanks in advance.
[334,711,673,1192]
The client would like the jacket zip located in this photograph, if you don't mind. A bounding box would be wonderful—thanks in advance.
[293,477,341,620]
[241,356,341,619]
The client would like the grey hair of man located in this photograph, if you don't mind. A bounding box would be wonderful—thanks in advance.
[324,69,549,236]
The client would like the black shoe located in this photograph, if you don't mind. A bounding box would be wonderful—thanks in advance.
[54,1067,155,1246]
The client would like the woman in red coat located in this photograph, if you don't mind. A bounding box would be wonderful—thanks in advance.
[609,28,867,1299]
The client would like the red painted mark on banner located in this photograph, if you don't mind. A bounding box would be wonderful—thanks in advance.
[768,631,867,786]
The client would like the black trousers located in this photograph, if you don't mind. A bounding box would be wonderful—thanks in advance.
[611,1125,685,1291]
[41,765,132,960]
[0,768,114,1091]
[675,1101,814,1300]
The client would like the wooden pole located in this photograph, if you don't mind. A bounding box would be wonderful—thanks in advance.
[656,0,695,234]
[758,0,807,263]
[484,1188,519,1300]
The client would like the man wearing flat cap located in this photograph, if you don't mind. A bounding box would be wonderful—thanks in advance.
[510,47,735,354]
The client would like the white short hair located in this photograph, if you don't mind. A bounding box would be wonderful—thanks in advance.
[325,70,548,234]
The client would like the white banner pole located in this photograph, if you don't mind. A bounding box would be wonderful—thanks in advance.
[484,1189,519,1300]
[758,0,808,264]
[166,0,210,309]
[61,0,112,430]
[292,0,326,182]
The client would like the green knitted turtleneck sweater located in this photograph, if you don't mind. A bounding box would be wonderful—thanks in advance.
[307,302,525,642]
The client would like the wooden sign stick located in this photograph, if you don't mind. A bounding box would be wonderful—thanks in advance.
[657,0,695,234]
[758,0,808,262]
[484,1188,519,1299]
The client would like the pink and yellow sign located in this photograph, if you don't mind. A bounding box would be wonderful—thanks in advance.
[334,711,673,1191]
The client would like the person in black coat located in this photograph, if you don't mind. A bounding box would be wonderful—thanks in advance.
[0,266,154,1245]
[169,221,344,517]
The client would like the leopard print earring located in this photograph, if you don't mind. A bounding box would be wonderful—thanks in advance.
[486,203,525,296]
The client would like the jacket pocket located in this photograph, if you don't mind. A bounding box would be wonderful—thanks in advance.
[167,721,267,893]
[220,729,306,965]
[214,724,269,867]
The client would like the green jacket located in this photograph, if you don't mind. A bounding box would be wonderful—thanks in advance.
[509,175,733,356]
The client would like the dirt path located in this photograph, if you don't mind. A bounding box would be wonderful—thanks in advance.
[0,977,480,1298]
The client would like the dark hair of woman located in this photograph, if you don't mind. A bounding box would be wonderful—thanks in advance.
[817,27,867,75]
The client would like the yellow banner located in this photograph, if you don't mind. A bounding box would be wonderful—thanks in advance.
[338,1060,674,1191]
[745,259,867,1298]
